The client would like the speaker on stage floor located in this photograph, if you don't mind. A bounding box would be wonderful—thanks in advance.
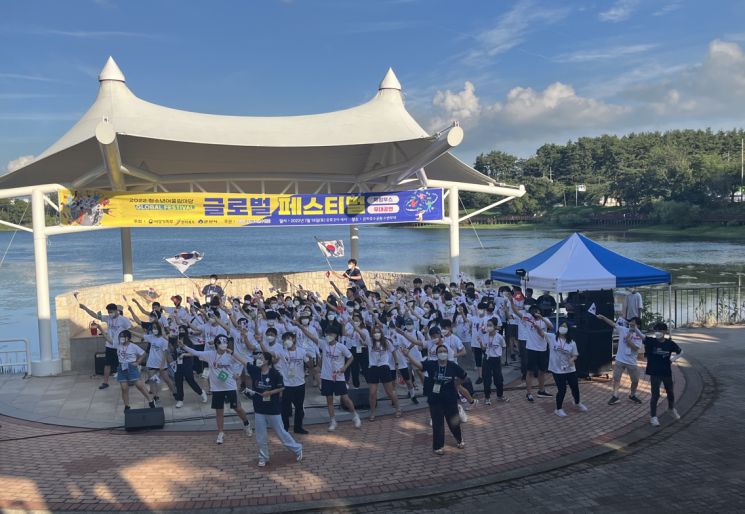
[573,290,615,330]
[124,407,165,431]
[340,387,370,411]
[573,328,613,378]
[94,352,107,375]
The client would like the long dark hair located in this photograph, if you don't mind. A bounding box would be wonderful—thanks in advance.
[453,303,468,324]
[177,325,193,347]
[557,322,575,344]
[427,310,443,329]
[369,325,389,351]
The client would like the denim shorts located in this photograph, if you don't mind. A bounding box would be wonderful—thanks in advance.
[117,363,142,383]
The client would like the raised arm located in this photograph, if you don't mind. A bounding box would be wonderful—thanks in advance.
[94,323,113,345]
[394,327,423,348]
[127,305,142,325]
[401,347,423,370]
[131,298,150,316]
[595,314,617,328]
[291,320,320,345]
[78,303,99,319]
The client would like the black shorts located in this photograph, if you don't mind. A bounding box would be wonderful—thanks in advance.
[526,349,549,372]
[367,365,392,384]
[105,347,119,367]
[397,368,411,381]
[321,379,348,397]
[211,390,239,410]
[505,324,518,338]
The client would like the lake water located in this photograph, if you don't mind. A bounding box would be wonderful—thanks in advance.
[1,226,744,358]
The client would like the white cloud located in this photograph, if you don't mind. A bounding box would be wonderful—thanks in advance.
[7,155,34,173]
[463,0,571,65]
[653,2,683,16]
[0,73,61,82]
[556,44,655,63]
[21,27,158,39]
[599,0,639,22]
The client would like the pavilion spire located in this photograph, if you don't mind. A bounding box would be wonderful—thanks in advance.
[98,56,126,83]
[378,68,401,91]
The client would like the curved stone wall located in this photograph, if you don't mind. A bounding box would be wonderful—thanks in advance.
[54,270,419,371]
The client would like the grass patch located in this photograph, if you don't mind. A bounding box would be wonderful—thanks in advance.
[628,223,745,238]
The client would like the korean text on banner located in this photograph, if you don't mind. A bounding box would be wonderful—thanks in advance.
[58,189,443,228]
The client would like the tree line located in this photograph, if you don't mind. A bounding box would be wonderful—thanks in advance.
[0,192,59,228]
[465,128,745,220]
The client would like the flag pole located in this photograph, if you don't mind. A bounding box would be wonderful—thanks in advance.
[163,257,201,289]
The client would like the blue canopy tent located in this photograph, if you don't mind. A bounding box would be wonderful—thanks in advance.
[491,233,672,325]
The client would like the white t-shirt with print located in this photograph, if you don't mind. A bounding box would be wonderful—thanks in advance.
[278,347,309,387]
[191,350,240,392]
[101,314,132,349]
[143,335,169,369]
[615,326,643,366]
[367,339,394,368]
[520,310,548,351]
[319,341,352,382]
[545,333,579,374]
[198,323,227,348]
[114,341,144,364]
[479,332,506,358]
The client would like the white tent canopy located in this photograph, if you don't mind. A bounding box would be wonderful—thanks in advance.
[0,57,525,377]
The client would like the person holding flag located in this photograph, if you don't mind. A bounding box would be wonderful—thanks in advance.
[79,301,132,390]
[510,300,554,402]
[597,314,644,406]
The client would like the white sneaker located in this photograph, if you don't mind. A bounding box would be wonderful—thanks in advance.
[650,416,660,427]
[201,370,209,379]
[244,424,253,437]
[555,409,567,417]
[670,408,680,420]
[328,419,337,432]
[175,401,184,408]
[258,460,267,467]
[575,402,588,412]
[429,418,433,427]
[465,398,478,411]
[353,413,361,428]
[296,450,303,462]
[312,379,318,387]
[216,432,225,444]
[200,391,208,403]
[458,404,468,423]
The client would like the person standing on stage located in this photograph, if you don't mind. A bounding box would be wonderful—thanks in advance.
[278,331,310,434]
[80,302,132,390]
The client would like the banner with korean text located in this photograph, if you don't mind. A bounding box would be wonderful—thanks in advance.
[58,188,443,228]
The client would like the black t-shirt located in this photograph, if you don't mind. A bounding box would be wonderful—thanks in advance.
[246,365,284,415]
[523,297,538,307]
[202,284,224,302]
[538,295,557,316]
[345,267,366,289]
[643,337,682,377]
[422,360,467,406]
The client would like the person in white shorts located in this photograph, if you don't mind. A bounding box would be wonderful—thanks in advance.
[597,314,644,405]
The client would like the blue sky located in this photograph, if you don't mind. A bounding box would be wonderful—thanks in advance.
[2,0,745,174]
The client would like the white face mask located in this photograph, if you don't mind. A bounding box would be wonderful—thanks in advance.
[437,352,448,361]
[442,329,450,336]
[433,294,440,299]
[255,359,264,367]
[373,332,382,340]
[294,300,300,306]
[654,332,664,339]
[267,320,275,326]
[390,310,398,316]
[270,303,277,309]
[396,293,403,298]
[327,314,336,321]
[265,336,275,343]
[210,318,217,325]
[217,343,227,351]
[119,336,127,343]
[301,318,310,325]
[325,335,335,343]
[210,279,217,285]
[424,307,430,313]
[283,340,293,349]
[446,301,453,307]
[347,307,354,313]
[405,324,414,331]
[558,326,568,335]
[353,321,360,327]
[478,310,485,316]
[354,304,361,310]
[108,311,117,317]
[486,326,495,333]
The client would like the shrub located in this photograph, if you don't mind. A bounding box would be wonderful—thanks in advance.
[651,201,702,229]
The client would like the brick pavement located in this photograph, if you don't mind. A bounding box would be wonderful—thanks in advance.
[305,327,745,514]
[0,356,682,512]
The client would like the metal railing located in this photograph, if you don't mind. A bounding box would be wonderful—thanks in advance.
[0,338,32,375]
[640,286,745,328]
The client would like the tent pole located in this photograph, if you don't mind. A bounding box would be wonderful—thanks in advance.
[350,224,359,262]
[121,227,133,282]
[448,185,459,281]
[668,283,672,331]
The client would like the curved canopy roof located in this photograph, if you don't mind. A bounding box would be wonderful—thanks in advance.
[0,57,513,196]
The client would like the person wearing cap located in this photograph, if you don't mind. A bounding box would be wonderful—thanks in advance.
[402,343,467,455]
[163,295,189,320]
[643,322,683,427]
[294,322,361,432]
[79,301,133,390]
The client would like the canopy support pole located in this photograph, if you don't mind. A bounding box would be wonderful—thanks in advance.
[30,189,62,376]
[448,185,459,280]
[121,228,133,282]
[350,225,359,262]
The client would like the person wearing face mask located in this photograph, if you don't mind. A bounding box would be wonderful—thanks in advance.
[244,351,303,466]
[142,319,176,402]
[172,325,207,407]
[276,333,310,434]
[95,327,155,411]
[180,334,253,444]
[292,313,321,387]
[161,295,189,320]
[535,322,586,417]
[439,293,457,317]
[342,313,369,389]
[319,305,343,342]
[388,322,420,404]
[199,274,224,304]
[643,323,682,427]
[364,323,403,420]
[184,311,228,386]
[624,287,644,320]
[511,301,554,402]
[597,314,644,406]
[130,298,169,326]
[403,344,467,455]
[476,318,509,405]
[439,319,477,412]
[453,304,474,370]
[503,288,522,364]
[470,303,491,384]
[294,323,361,431]
[80,301,133,390]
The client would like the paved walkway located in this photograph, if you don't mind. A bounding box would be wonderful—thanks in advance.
[0,349,682,512]
[305,327,745,514]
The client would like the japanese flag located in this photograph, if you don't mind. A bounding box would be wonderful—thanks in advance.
[588,303,597,315]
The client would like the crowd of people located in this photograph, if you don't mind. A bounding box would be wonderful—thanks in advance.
[78,259,683,460]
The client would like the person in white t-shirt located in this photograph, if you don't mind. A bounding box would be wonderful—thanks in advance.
[179,334,253,444]
[511,300,554,403]
[80,302,132,390]
[278,331,310,435]
[440,319,478,412]
[453,304,474,370]
[142,321,176,402]
[185,313,228,385]
[597,314,644,405]
[476,317,509,405]
[294,323,361,432]
[294,312,321,387]
[535,321,587,417]
[96,326,155,412]
[388,321,420,405]
[364,324,402,421]
[624,288,644,319]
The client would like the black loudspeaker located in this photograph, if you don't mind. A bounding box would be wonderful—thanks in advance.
[573,328,613,378]
[124,407,165,431]
[340,387,370,411]
[573,290,615,330]
[94,352,107,375]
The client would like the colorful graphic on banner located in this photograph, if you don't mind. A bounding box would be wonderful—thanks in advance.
[58,188,443,228]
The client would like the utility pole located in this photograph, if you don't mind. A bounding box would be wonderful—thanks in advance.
[741,138,743,201]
